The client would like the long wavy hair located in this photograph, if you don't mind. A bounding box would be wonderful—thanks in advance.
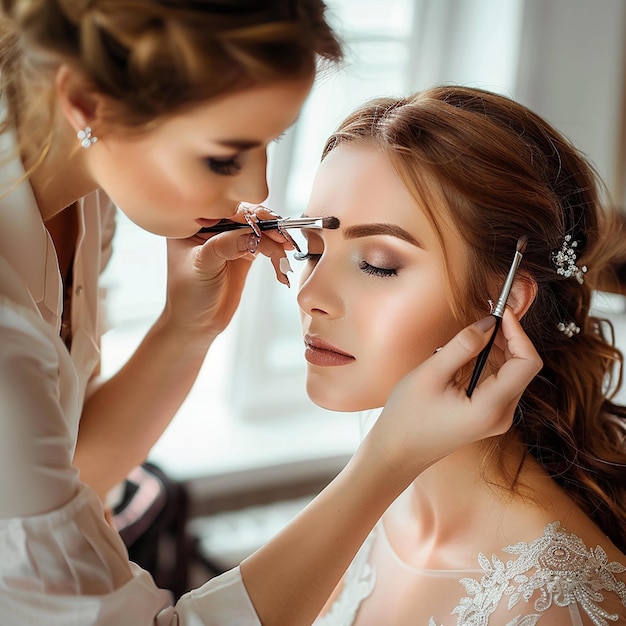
[0,0,342,160]
[323,86,626,552]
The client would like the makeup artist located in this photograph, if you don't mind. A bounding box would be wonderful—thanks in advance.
[0,2,541,625]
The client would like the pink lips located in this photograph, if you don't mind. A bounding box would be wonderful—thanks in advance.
[304,335,355,367]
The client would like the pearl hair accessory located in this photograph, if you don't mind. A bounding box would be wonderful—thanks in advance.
[557,321,581,338]
[77,126,97,149]
[552,234,587,284]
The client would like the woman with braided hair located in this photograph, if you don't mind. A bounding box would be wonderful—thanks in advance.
[292,86,626,625]
[0,3,541,625]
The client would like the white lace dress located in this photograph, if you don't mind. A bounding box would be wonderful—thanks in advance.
[315,522,626,626]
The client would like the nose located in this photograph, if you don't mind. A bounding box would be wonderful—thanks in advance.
[297,262,344,320]
[231,149,269,204]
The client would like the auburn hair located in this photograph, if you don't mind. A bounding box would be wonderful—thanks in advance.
[324,86,626,552]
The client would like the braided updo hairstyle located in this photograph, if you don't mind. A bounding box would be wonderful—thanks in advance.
[323,86,626,552]
[0,0,342,152]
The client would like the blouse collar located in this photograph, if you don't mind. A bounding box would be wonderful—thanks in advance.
[0,120,62,329]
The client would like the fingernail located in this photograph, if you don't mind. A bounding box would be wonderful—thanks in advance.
[474,315,497,331]
[279,257,293,274]
[276,269,290,288]
[243,210,262,239]
[238,233,259,254]
[277,226,301,252]
[248,234,260,254]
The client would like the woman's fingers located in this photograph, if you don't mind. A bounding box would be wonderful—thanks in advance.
[461,311,541,439]
[237,202,296,247]
[424,310,541,439]
[249,203,293,246]
[195,229,256,266]
[199,228,289,281]
[432,310,540,395]
[426,315,497,388]
[363,310,542,485]
[193,203,294,285]
[472,311,542,411]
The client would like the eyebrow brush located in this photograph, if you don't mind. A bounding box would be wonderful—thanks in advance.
[198,215,340,234]
[466,235,528,397]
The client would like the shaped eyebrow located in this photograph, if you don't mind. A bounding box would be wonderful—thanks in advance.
[343,223,421,247]
[213,120,299,151]
[214,139,262,150]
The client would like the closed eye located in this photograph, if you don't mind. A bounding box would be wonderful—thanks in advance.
[358,261,397,277]
[206,156,242,176]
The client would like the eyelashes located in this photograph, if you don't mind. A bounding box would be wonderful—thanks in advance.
[206,156,242,176]
[207,135,282,175]
[358,260,397,277]
[294,252,397,278]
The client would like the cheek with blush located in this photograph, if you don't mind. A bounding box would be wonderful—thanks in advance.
[382,312,460,378]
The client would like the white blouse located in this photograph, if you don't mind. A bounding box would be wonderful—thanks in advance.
[0,123,260,624]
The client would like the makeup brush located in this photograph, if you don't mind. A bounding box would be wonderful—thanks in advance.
[466,235,529,397]
[198,216,340,234]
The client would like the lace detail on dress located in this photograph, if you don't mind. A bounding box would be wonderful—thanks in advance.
[448,522,626,626]
[321,522,626,626]
[316,532,377,626]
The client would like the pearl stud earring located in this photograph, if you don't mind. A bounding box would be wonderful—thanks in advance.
[77,126,97,149]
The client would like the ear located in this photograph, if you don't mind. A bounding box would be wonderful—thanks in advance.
[54,64,104,135]
[507,272,537,320]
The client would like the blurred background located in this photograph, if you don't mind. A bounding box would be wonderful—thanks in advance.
[100,0,626,592]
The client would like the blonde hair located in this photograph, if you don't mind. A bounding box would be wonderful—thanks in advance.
[0,0,342,154]
[324,86,626,552]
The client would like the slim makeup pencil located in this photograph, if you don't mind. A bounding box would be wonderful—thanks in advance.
[466,235,529,397]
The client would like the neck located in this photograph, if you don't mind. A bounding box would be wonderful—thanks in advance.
[18,106,98,222]
[383,433,555,568]
[410,440,520,537]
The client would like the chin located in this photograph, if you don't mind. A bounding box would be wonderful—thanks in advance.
[122,212,198,239]
[153,223,200,239]
[306,381,380,413]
